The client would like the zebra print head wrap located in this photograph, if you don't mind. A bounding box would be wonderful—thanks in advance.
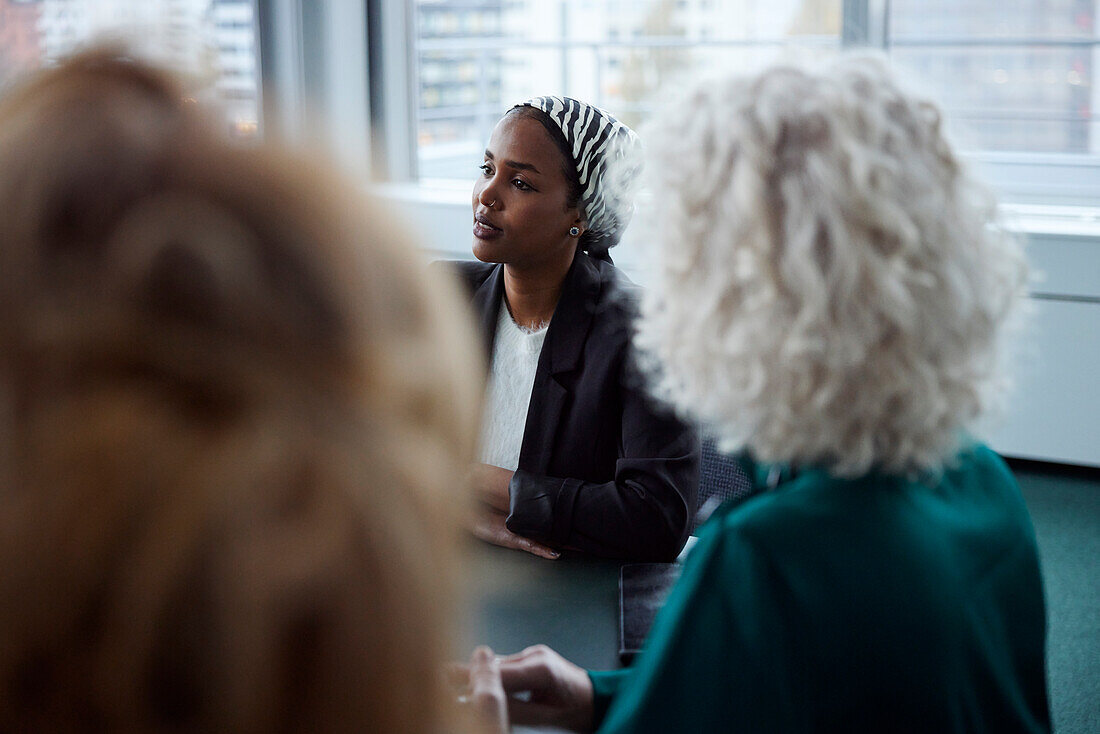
[514,96,642,257]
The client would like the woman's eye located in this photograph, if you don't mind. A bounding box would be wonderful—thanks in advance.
[512,178,532,191]
[479,163,492,176]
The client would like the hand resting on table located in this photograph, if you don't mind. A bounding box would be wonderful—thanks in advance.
[467,464,559,560]
[455,645,595,733]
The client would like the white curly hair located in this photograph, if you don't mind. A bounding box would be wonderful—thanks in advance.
[634,54,1027,477]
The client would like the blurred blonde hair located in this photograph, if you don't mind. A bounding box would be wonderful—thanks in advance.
[635,55,1027,477]
[0,49,481,731]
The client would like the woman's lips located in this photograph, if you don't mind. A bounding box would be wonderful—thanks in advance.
[473,219,502,240]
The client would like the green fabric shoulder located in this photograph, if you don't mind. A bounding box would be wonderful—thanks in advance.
[588,444,1050,733]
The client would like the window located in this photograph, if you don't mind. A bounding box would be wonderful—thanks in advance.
[389,0,1100,205]
[0,0,261,140]
[412,0,842,181]
[887,0,1100,204]
[890,0,1097,155]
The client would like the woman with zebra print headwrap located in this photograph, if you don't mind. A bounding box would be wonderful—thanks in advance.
[442,96,700,561]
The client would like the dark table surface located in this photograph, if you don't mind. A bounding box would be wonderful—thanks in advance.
[459,538,705,732]
[463,542,626,673]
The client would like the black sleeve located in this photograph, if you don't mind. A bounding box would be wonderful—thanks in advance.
[505,374,699,562]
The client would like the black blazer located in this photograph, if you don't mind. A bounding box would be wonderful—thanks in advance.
[444,253,699,561]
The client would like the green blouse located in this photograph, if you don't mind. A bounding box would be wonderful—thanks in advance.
[589,444,1051,733]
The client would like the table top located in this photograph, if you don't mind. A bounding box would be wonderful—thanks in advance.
[458,543,627,733]
[462,542,626,673]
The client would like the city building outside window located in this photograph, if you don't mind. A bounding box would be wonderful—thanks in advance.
[0,0,261,140]
[890,0,1098,156]
[408,0,1100,204]
[414,0,842,180]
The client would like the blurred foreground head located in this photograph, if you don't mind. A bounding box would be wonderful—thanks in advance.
[0,50,480,731]
[636,55,1027,477]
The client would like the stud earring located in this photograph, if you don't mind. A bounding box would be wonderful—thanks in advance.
[569,226,580,237]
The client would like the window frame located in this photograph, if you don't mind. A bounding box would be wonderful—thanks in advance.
[257,0,372,179]
[367,0,1100,211]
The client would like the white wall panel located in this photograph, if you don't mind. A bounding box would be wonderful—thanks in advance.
[985,299,1100,467]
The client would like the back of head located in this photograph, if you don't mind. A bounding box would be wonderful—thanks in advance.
[636,55,1027,476]
[0,49,481,732]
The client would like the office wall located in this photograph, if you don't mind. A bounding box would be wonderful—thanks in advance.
[987,230,1100,467]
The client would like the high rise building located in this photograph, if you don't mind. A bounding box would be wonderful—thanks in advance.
[417,0,508,178]
[413,0,832,178]
[0,0,42,86]
[13,0,259,137]
[206,0,259,137]
[38,0,212,73]
[410,0,1097,177]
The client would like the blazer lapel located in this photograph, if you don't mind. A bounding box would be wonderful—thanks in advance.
[518,254,603,475]
[471,263,506,359]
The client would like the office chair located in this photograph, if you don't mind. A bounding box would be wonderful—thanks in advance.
[693,435,756,532]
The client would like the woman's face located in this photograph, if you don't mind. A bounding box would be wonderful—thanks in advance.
[471,113,583,270]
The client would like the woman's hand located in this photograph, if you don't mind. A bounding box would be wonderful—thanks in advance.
[468,464,559,559]
[455,645,595,733]
[499,645,596,731]
[472,509,560,560]
[467,646,510,734]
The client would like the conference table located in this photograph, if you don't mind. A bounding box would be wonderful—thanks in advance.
[465,542,625,670]
[462,542,628,733]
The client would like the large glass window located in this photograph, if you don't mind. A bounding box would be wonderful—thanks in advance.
[0,0,261,139]
[414,0,842,180]
[410,0,1100,200]
[889,0,1099,155]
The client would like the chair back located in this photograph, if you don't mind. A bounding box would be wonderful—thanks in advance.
[694,436,756,531]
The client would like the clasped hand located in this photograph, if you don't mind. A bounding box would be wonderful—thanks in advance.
[467,464,559,560]
[452,644,595,734]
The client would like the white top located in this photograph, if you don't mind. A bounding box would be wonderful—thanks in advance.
[478,300,549,472]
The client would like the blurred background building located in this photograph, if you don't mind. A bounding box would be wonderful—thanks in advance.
[0,0,259,138]
[414,0,1100,178]
[0,0,41,80]
[4,1,1097,172]
[891,0,1097,154]
[415,0,843,178]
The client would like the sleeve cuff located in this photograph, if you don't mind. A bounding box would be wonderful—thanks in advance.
[505,470,582,545]
[588,669,630,730]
